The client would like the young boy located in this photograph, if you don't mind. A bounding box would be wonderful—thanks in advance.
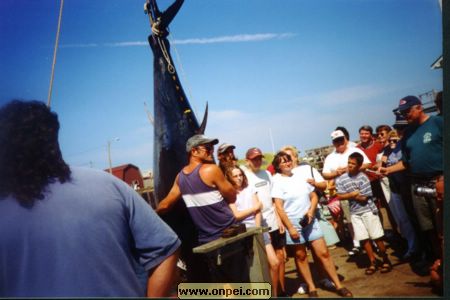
[335,152,392,275]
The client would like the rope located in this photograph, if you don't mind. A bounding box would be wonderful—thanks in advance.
[157,35,175,74]
[47,0,64,108]
[145,2,197,113]
[169,35,197,111]
[145,6,175,75]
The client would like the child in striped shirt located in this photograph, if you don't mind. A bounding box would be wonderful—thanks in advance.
[336,152,392,275]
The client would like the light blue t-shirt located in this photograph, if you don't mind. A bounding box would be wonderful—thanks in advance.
[0,167,181,297]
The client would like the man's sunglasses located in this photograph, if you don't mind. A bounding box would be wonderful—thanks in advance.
[197,144,214,152]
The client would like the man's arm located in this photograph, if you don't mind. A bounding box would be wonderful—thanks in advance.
[201,164,237,203]
[379,161,406,176]
[146,248,180,297]
[359,162,372,172]
[322,167,347,180]
[156,175,182,215]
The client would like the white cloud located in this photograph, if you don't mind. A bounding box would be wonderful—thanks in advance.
[178,92,393,163]
[105,41,148,47]
[289,85,385,107]
[172,33,296,45]
[209,109,248,121]
[60,33,295,48]
[319,85,386,106]
[60,43,100,48]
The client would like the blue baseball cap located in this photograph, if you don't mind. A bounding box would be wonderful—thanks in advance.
[396,95,421,112]
[393,114,408,129]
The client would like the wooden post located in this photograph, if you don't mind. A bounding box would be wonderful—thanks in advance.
[193,227,271,283]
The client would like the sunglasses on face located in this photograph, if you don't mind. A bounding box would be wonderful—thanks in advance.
[399,105,418,116]
[197,144,214,152]
[332,137,345,144]
[388,139,399,143]
[280,155,292,163]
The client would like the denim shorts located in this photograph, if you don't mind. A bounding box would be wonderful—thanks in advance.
[286,217,324,245]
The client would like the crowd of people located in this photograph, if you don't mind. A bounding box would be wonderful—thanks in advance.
[156,93,443,297]
[0,92,443,298]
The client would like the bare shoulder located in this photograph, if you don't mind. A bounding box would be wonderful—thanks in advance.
[200,163,221,174]
[199,163,224,183]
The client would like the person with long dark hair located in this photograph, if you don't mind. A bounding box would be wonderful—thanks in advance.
[0,100,180,297]
[224,165,282,297]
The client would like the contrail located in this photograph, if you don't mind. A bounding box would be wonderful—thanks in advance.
[60,33,295,48]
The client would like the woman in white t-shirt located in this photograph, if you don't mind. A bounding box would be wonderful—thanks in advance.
[271,152,352,298]
[224,165,282,297]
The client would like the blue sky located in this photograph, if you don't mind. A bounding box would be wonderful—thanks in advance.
[0,0,443,173]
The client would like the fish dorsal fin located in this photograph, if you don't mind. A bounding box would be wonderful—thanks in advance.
[197,102,208,134]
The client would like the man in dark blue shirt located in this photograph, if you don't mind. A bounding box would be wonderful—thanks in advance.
[381,95,443,290]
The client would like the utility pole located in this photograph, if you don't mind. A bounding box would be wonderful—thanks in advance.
[269,128,275,154]
[144,102,154,126]
[107,137,120,174]
[47,0,64,108]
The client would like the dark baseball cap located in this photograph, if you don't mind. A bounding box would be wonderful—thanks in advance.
[186,134,219,152]
[217,143,235,154]
[393,114,408,129]
[396,95,421,112]
[246,147,264,159]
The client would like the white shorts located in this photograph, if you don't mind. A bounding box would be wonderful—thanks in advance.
[351,211,384,241]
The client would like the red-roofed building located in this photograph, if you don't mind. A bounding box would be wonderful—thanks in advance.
[106,164,144,190]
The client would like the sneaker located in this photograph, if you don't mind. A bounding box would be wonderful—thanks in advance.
[318,278,336,291]
[348,247,360,256]
[176,259,187,271]
[297,283,308,294]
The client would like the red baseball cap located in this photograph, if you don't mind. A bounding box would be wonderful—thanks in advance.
[246,147,264,159]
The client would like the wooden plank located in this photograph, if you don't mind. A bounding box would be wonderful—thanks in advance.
[193,227,267,254]
[192,227,271,283]
[249,232,271,282]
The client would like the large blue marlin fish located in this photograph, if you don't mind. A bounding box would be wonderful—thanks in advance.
[145,0,207,202]
[144,0,207,276]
